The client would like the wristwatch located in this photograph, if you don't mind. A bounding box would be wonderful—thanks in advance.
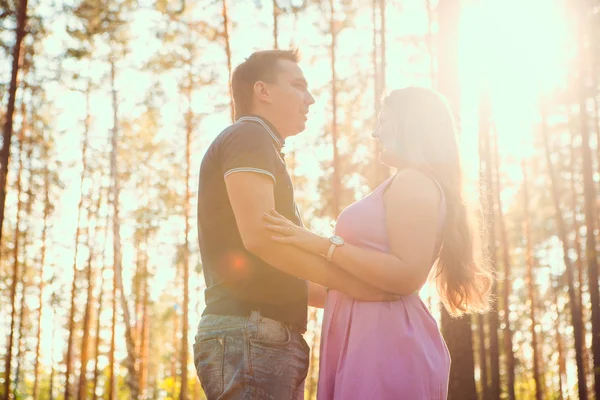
[325,235,345,262]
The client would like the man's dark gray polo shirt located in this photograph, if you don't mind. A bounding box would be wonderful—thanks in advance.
[197,115,308,329]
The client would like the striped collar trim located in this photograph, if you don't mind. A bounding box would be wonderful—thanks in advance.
[236,116,283,149]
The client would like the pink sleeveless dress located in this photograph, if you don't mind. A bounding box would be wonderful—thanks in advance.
[317,175,451,400]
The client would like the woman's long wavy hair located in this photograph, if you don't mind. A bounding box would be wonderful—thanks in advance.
[384,87,493,317]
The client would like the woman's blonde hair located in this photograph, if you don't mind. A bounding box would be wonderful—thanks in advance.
[384,86,493,317]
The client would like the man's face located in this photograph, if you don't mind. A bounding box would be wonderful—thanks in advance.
[266,59,315,137]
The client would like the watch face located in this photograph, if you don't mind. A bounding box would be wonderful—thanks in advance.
[330,236,344,245]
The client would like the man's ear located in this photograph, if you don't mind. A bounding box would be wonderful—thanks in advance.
[253,81,272,105]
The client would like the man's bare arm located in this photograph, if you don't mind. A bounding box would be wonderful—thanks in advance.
[225,172,393,301]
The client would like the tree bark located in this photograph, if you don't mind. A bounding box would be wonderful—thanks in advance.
[33,127,51,400]
[108,57,139,398]
[0,0,28,248]
[577,4,600,392]
[179,68,193,400]
[78,184,102,400]
[272,0,278,49]
[222,0,234,122]
[492,128,516,400]
[3,96,26,399]
[65,82,93,400]
[521,161,543,400]
[329,0,341,217]
[92,195,110,400]
[480,93,500,400]
[437,1,477,397]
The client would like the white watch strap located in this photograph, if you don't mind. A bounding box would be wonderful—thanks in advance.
[326,243,337,262]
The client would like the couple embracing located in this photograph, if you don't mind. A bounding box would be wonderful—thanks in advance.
[194,49,492,400]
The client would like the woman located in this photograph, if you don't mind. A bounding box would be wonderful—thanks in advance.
[263,86,493,399]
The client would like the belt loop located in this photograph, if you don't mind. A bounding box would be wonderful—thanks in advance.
[248,310,260,330]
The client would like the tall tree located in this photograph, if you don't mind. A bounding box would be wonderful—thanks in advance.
[522,161,543,400]
[3,89,26,399]
[0,0,28,248]
[577,1,600,394]
[78,183,103,400]
[273,0,279,48]
[33,121,52,400]
[551,276,566,400]
[477,126,489,399]
[328,0,341,217]
[108,55,140,398]
[179,63,194,400]
[542,102,588,399]
[437,0,477,397]
[480,92,500,400]
[492,128,516,400]
[64,81,93,400]
[221,0,234,122]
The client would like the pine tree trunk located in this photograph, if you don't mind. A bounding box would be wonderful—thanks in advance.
[379,0,389,183]
[14,236,29,393]
[480,94,500,400]
[272,0,278,49]
[78,186,102,400]
[378,0,386,98]
[561,104,591,399]
[91,265,106,400]
[134,239,143,358]
[33,131,51,400]
[577,7,600,393]
[109,57,139,398]
[329,0,341,217]
[492,128,516,400]
[109,246,118,400]
[92,200,110,400]
[222,0,234,122]
[0,0,28,248]
[522,161,543,400]
[48,311,57,400]
[425,0,436,87]
[14,93,32,396]
[172,311,180,397]
[179,69,193,400]
[306,309,319,400]
[476,315,488,398]
[437,1,477,398]
[552,280,566,400]
[579,36,600,398]
[371,0,381,187]
[65,83,93,400]
[3,101,26,399]
[139,248,150,399]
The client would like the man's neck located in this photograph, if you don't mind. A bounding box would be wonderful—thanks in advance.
[248,111,287,139]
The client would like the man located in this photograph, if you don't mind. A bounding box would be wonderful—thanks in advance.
[195,49,389,399]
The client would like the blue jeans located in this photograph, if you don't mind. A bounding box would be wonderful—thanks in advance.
[193,311,310,399]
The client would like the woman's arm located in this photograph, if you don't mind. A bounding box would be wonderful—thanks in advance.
[265,170,442,295]
[330,170,442,294]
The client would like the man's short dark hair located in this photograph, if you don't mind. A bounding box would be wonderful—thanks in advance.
[231,49,300,120]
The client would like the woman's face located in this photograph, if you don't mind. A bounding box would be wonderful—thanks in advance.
[372,107,403,167]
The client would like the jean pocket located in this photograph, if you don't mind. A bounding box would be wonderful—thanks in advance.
[249,331,309,393]
[252,317,291,345]
[193,338,224,399]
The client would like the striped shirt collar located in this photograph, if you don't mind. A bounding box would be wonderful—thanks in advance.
[236,114,284,150]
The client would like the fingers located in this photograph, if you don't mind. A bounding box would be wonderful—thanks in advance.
[263,212,289,226]
[264,224,294,236]
[269,208,284,217]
